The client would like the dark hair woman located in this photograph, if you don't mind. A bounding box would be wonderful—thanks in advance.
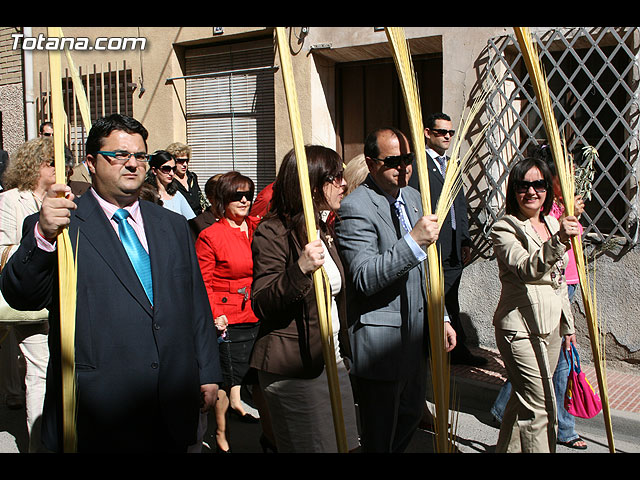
[490,146,589,450]
[195,171,260,453]
[145,150,195,220]
[248,145,359,453]
[490,157,581,453]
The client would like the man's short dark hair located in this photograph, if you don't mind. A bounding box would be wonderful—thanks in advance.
[39,121,53,133]
[363,127,406,159]
[424,112,451,130]
[86,114,148,157]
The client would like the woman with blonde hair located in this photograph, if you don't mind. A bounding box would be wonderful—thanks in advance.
[0,136,57,452]
[166,142,204,215]
[343,153,369,196]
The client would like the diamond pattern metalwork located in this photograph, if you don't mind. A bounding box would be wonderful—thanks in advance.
[478,27,640,249]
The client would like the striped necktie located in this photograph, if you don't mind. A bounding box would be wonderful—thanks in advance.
[436,155,456,230]
[112,208,153,305]
[393,199,413,234]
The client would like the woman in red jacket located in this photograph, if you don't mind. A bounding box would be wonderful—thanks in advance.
[196,171,260,453]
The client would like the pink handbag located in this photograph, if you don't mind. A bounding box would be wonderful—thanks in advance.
[564,344,602,419]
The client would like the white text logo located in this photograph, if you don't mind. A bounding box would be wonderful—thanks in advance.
[12,33,147,51]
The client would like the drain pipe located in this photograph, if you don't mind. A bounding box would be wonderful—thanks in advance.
[23,26,37,140]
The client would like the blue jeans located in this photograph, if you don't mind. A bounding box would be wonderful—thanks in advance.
[490,284,579,443]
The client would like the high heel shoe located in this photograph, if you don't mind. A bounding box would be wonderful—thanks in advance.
[230,408,260,424]
[216,443,232,453]
[259,434,277,453]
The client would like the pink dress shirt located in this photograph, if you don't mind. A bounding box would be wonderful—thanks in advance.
[35,188,149,253]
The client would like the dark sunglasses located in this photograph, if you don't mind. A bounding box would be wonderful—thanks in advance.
[158,165,176,174]
[230,190,252,202]
[371,152,415,169]
[175,157,189,164]
[429,128,455,137]
[326,170,344,185]
[515,179,547,194]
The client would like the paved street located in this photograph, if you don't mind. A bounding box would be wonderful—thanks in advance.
[2,368,637,454]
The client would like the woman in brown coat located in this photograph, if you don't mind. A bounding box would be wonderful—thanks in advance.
[249,145,359,453]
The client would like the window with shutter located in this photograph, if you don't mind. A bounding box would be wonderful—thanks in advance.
[185,39,276,195]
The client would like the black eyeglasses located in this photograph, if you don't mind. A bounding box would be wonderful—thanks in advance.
[230,190,252,202]
[42,132,53,137]
[97,150,150,164]
[515,179,547,194]
[326,170,345,186]
[158,165,176,174]
[429,128,455,137]
[370,152,415,169]
[175,157,189,164]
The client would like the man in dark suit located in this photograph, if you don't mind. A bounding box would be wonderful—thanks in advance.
[0,114,221,452]
[408,112,486,366]
[336,127,456,452]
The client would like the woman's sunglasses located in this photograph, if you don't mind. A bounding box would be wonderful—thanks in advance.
[158,165,176,174]
[230,190,252,202]
[515,179,547,194]
[326,170,345,186]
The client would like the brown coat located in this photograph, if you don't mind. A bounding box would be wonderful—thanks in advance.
[249,216,351,379]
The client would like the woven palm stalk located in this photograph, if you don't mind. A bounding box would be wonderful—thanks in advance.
[275,27,348,453]
[385,26,454,452]
[513,26,614,453]
[57,28,92,133]
[435,78,496,226]
[47,27,79,453]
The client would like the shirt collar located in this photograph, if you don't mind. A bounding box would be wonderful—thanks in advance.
[427,147,446,161]
[89,187,142,224]
[368,175,405,205]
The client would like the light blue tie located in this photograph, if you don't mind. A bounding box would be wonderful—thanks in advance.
[112,208,153,306]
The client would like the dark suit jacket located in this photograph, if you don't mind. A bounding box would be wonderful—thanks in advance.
[189,208,218,241]
[0,191,221,452]
[172,170,203,215]
[408,152,470,290]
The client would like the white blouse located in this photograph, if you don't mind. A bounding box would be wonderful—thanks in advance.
[319,231,342,362]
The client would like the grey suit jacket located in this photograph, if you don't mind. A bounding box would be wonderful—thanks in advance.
[491,214,575,337]
[335,175,428,381]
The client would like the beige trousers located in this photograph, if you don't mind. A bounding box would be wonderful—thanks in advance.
[495,325,562,453]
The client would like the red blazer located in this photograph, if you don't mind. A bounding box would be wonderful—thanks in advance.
[196,216,260,325]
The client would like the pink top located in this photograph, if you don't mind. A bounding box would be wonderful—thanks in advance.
[550,201,583,285]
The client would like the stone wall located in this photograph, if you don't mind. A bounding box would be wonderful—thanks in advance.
[459,244,640,373]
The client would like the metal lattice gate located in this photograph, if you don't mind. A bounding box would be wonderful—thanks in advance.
[480,27,640,248]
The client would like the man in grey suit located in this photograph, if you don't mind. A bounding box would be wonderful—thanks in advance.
[335,127,457,453]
